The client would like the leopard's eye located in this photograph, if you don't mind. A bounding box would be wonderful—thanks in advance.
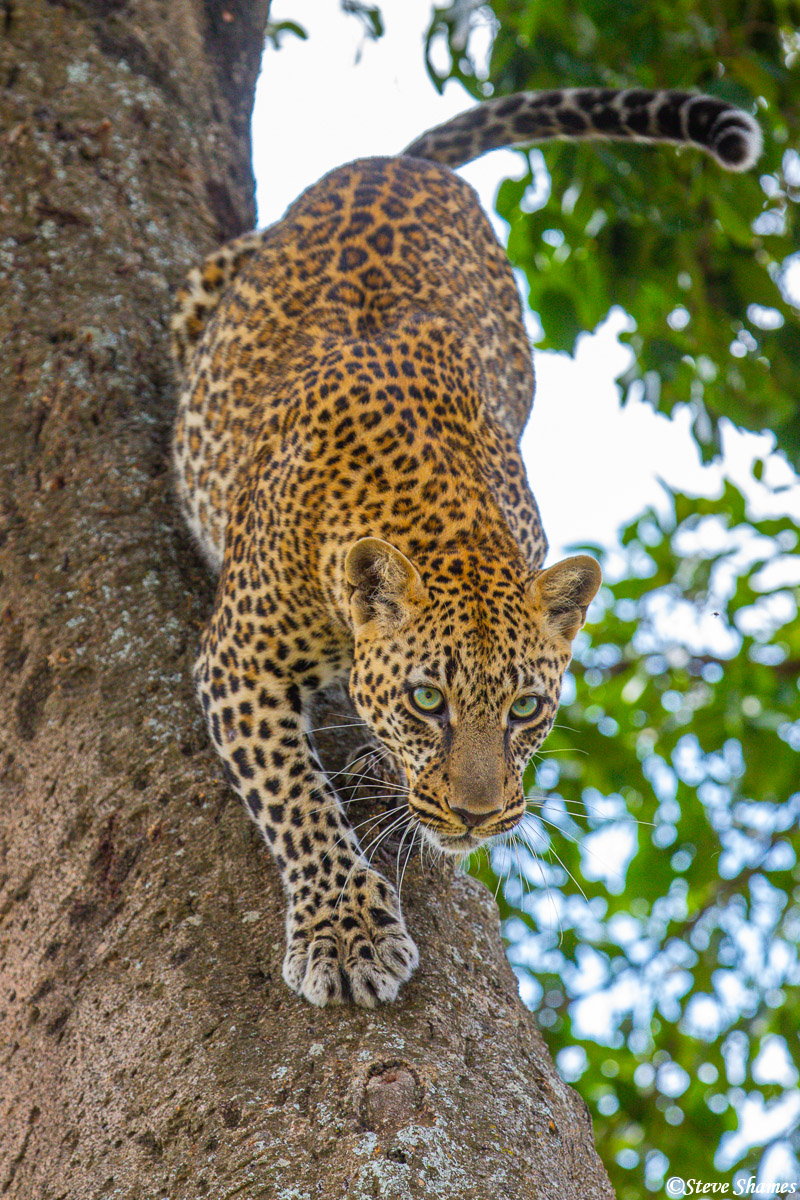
[510,694,542,721]
[410,686,445,715]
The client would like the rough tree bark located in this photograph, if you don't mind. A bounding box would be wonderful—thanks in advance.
[0,3,615,1196]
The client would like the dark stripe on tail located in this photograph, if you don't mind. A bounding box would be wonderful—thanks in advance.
[402,87,761,172]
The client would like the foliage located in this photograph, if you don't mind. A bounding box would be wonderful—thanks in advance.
[427,0,800,468]
[470,487,800,1193]
[339,0,385,41]
[419,1,800,1191]
[263,18,308,51]
[265,2,384,52]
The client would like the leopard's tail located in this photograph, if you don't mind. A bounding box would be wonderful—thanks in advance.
[172,89,759,371]
[402,87,762,172]
[169,229,268,372]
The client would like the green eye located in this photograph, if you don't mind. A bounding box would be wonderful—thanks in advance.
[411,686,445,715]
[510,695,542,721]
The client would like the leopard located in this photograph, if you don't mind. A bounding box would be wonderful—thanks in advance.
[170,87,761,1008]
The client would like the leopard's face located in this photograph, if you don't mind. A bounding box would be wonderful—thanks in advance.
[345,537,601,856]
[349,631,563,855]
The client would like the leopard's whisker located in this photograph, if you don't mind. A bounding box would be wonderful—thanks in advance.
[366,827,411,876]
[336,772,408,792]
[328,808,408,855]
[330,815,411,916]
[394,821,415,890]
[306,721,371,735]
[360,813,411,866]
[492,851,505,903]
[513,839,525,907]
[334,812,412,914]
[532,746,589,756]
[525,799,656,828]
[330,749,405,785]
[526,812,629,886]
[337,793,409,805]
[519,818,591,907]
[398,822,420,901]
[336,774,409,795]
[326,745,389,781]
[513,824,564,945]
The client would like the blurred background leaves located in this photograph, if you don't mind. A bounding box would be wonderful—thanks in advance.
[429,0,800,467]
[472,491,799,1194]
[421,0,800,1192]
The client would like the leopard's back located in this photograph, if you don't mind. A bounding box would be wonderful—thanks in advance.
[173,156,535,571]
[172,85,761,569]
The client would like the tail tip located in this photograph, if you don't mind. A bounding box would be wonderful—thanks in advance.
[711,109,763,172]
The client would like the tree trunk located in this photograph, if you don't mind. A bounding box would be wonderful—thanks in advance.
[0,3,614,1196]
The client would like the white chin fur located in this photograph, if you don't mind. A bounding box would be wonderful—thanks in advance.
[417,822,483,857]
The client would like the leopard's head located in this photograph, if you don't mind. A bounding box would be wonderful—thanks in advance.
[345,537,601,855]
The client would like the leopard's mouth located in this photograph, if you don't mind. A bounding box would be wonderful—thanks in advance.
[407,787,525,854]
[415,821,494,856]
[418,806,530,855]
[441,831,486,853]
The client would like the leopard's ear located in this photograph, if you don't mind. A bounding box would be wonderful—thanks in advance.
[345,538,427,632]
[529,555,602,642]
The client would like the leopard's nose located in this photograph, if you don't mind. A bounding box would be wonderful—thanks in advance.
[451,806,502,829]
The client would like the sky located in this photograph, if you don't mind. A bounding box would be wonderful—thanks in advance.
[251,0,800,564]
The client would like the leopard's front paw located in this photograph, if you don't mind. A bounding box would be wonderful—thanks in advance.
[282,867,419,1008]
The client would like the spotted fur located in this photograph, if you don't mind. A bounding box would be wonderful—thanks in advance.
[403,87,762,169]
[171,87,760,1007]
